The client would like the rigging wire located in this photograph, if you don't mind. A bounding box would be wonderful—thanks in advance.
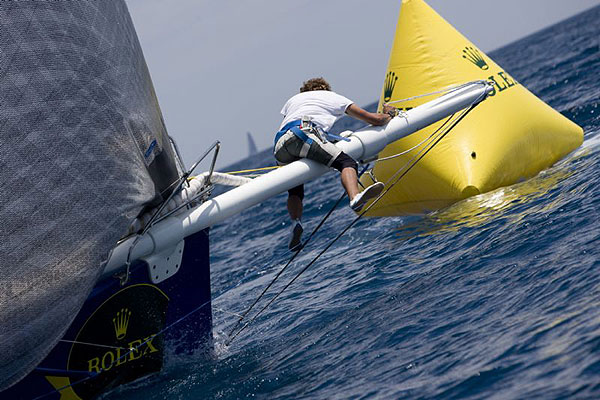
[34,91,486,399]
[226,193,346,342]
[58,339,127,351]
[225,164,370,343]
[33,168,361,399]
[228,97,485,343]
[225,165,280,175]
[119,141,221,285]
[373,123,446,163]
[383,81,480,106]
[35,291,226,399]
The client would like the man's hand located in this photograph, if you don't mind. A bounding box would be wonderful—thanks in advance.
[382,104,398,117]
[346,103,392,126]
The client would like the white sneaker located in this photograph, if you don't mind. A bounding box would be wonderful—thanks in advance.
[350,182,385,212]
[288,220,303,251]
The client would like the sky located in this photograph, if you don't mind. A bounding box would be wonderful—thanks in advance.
[125,0,600,168]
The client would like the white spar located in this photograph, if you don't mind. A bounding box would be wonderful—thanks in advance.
[104,80,493,273]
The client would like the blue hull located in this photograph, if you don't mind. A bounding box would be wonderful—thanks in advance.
[3,229,212,399]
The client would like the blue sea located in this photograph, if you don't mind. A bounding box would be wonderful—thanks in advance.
[109,6,600,399]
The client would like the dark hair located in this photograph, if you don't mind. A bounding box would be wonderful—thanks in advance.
[300,77,331,92]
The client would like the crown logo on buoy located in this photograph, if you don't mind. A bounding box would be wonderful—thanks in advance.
[112,308,131,340]
[462,46,489,70]
[383,71,398,102]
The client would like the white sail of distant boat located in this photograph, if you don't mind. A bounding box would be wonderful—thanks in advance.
[247,131,258,156]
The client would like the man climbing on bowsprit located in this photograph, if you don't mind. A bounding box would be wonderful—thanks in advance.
[274,77,398,251]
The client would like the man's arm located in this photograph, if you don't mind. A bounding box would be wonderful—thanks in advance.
[345,103,397,126]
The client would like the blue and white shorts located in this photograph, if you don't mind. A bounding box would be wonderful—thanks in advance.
[273,128,342,167]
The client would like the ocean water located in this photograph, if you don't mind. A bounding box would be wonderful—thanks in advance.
[108,6,600,399]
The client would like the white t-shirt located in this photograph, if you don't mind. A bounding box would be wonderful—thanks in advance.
[279,90,354,132]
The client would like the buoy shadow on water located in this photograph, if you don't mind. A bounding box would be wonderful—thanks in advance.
[389,153,583,243]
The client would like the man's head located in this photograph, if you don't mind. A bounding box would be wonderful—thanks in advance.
[300,77,331,93]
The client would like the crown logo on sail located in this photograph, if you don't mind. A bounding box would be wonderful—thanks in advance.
[462,46,489,70]
[112,308,132,340]
[383,71,398,102]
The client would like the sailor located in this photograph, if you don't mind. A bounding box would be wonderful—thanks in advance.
[274,77,398,251]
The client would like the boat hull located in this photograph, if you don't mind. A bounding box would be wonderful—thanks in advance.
[2,230,212,399]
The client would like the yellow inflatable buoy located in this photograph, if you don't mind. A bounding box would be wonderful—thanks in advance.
[360,0,583,216]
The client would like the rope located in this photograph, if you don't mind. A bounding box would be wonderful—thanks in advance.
[226,191,347,343]
[121,142,221,283]
[225,163,371,344]
[34,368,95,377]
[42,165,363,399]
[373,127,443,163]
[228,96,485,342]
[33,276,247,399]
[384,81,476,106]
[374,81,488,163]
[58,339,127,351]
[35,92,485,398]
[225,165,280,174]
[213,307,245,319]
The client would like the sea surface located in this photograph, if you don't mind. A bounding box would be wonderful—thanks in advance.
[108,6,600,399]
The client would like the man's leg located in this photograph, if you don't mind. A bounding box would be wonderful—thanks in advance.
[331,153,360,200]
[287,194,303,220]
[274,134,309,250]
[331,152,385,212]
[287,185,304,251]
[287,184,304,220]
[340,166,360,201]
